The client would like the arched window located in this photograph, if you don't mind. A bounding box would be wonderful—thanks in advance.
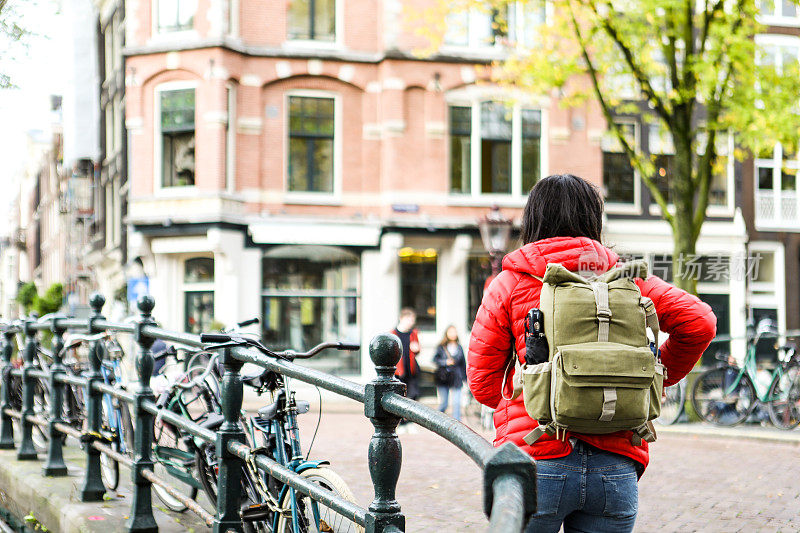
[184,257,214,283]
[183,257,214,334]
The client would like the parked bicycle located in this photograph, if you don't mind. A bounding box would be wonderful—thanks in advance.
[655,379,687,426]
[197,332,364,533]
[691,319,800,429]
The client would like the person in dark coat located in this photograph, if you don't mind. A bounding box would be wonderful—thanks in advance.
[433,325,467,421]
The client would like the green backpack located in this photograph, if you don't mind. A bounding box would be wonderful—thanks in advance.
[511,260,664,446]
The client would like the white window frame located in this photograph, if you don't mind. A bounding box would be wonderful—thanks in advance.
[445,95,549,206]
[747,241,786,341]
[441,1,549,54]
[705,132,735,217]
[602,119,641,214]
[181,255,215,333]
[755,34,800,76]
[284,0,344,50]
[225,83,237,193]
[283,90,343,204]
[755,141,800,229]
[228,0,240,38]
[151,0,199,39]
[154,80,199,195]
[758,0,800,27]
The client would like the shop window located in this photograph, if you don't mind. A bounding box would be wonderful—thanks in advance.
[184,257,214,334]
[160,88,196,187]
[288,96,334,193]
[287,0,335,42]
[157,0,197,33]
[399,248,438,331]
[261,245,360,375]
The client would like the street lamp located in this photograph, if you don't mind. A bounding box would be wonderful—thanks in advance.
[478,205,513,278]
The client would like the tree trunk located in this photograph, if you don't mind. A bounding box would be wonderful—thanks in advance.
[670,131,699,295]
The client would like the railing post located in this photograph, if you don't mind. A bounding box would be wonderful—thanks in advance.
[43,315,68,476]
[80,293,106,501]
[17,315,39,460]
[126,295,158,533]
[213,347,246,533]
[0,327,16,449]
[364,334,406,533]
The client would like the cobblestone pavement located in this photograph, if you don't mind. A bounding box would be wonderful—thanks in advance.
[292,401,800,532]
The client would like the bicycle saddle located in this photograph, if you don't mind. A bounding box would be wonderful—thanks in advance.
[256,400,311,421]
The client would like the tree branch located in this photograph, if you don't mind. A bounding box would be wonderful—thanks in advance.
[586,0,673,124]
[566,0,675,226]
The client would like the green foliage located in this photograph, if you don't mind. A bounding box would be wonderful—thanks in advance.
[36,283,63,316]
[0,0,29,89]
[416,0,800,292]
[16,282,37,313]
[14,282,63,316]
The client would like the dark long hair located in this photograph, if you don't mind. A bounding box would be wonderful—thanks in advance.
[520,174,604,245]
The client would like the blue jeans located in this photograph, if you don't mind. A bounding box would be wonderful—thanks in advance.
[525,440,639,533]
[437,385,462,421]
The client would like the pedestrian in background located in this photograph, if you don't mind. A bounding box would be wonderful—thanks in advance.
[393,308,420,432]
[468,174,716,532]
[434,325,466,421]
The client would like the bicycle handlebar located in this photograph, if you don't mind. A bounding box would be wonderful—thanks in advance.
[235,318,259,329]
[198,333,360,361]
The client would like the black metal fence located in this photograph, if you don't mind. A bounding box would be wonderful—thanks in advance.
[0,294,536,532]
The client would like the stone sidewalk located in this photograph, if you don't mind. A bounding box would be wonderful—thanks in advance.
[291,401,800,532]
[0,440,209,532]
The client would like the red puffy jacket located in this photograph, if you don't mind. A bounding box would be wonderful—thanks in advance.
[467,237,717,472]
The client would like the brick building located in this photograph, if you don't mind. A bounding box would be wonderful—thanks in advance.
[120,0,796,376]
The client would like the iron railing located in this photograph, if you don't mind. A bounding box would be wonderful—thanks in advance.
[0,293,536,532]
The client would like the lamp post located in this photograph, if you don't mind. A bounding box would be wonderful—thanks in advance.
[478,206,513,280]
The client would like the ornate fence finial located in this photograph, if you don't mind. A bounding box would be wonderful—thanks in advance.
[80,294,106,501]
[17,315,39,460]
[0,326,17,449]
[126,294,158,532]
[89,292,106,316]
[43,315,68,476]
[364,333,405,533]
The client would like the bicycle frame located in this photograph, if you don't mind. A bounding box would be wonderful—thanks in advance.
[247,378,327,532]
[722,336,790,403]
[99,354,128,453]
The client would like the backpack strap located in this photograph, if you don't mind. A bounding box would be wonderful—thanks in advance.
[590,281,612,342]
[640,296,660,344]
[631,421,657,446]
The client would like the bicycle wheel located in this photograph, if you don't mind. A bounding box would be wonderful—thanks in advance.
[656,380,685,426]
[275,467,364,533]
[153,417,198,512]
[767,364,800,430]
[691,367,756,426]
[100,397,120,490]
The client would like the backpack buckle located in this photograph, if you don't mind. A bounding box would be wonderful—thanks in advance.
[596,308,612,321]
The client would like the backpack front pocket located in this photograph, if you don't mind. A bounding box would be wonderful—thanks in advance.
[553,342,657,432]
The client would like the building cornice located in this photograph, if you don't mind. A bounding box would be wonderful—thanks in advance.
[123,39,497,66]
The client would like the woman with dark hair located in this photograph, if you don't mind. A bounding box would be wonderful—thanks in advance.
[468,174,716,532]
[433,325,467,420]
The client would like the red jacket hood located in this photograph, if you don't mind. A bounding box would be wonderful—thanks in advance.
[501,237,620,277]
